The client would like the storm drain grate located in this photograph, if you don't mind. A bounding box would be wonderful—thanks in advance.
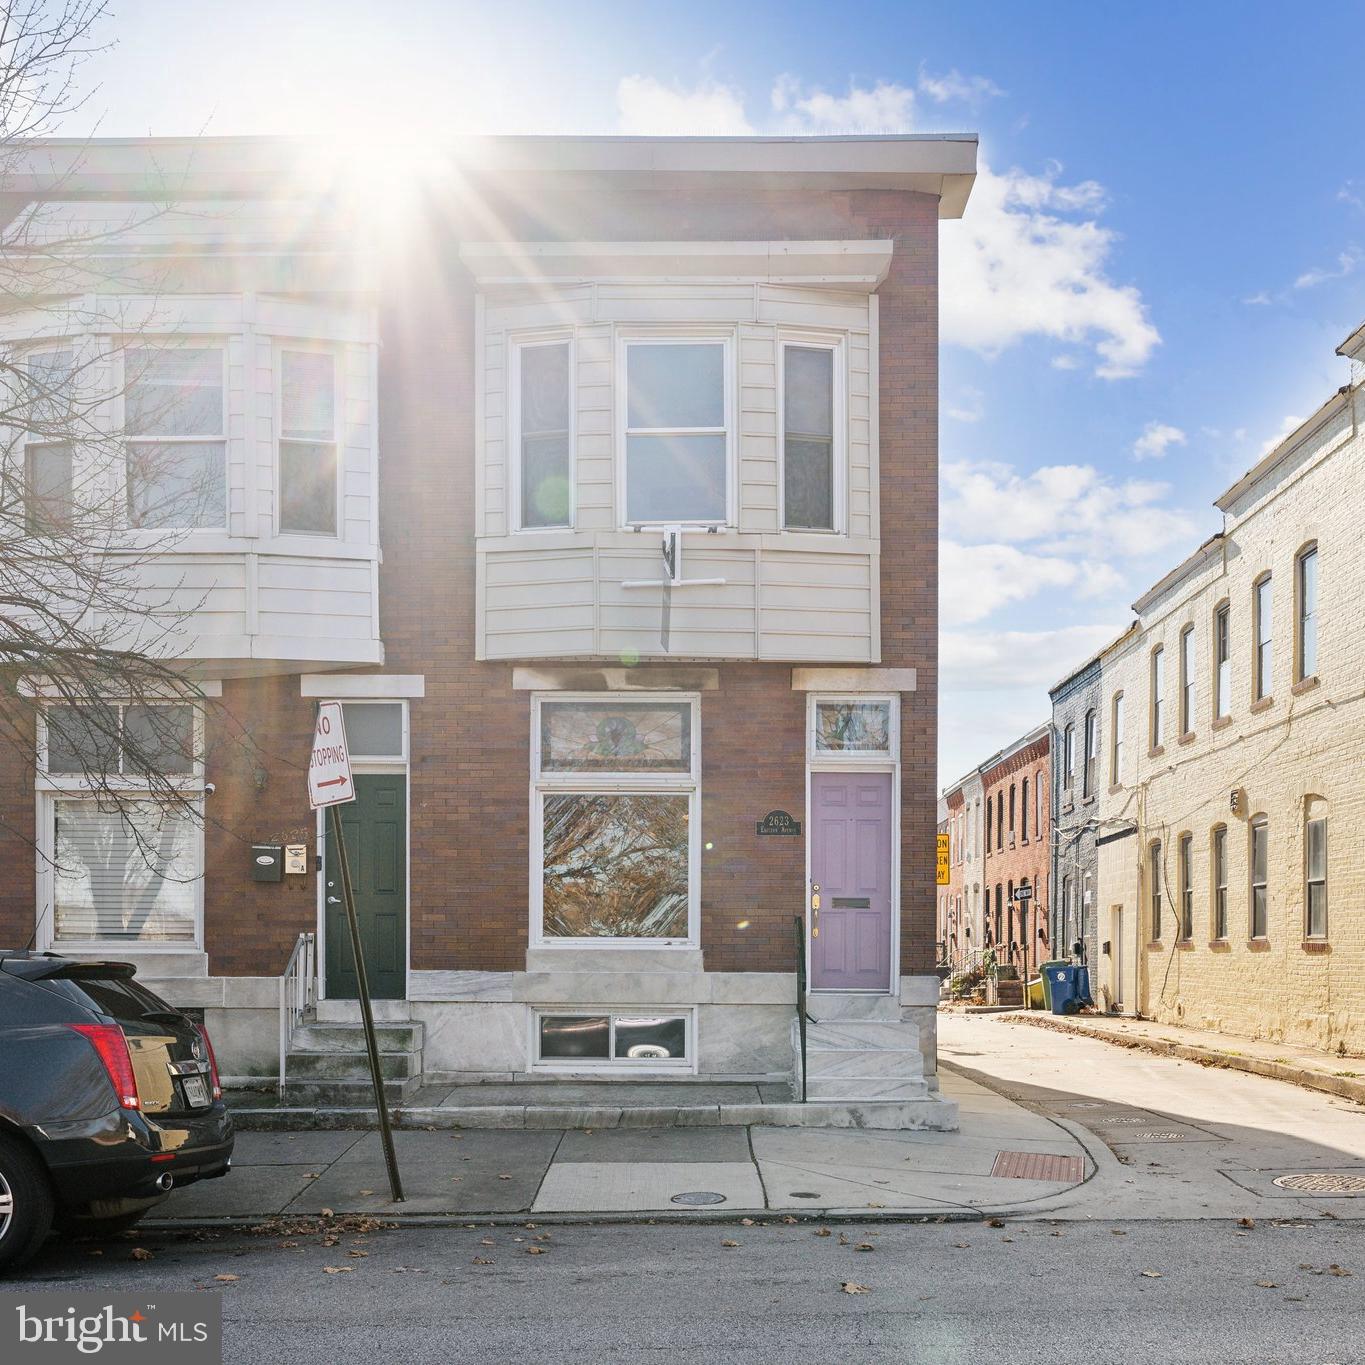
[1133,1131,1189,1141]
[1096,1115,1154,1125]
[1272,1173,1365,1194]
[991,1151,1085,1183]
[670,1190,727,1206]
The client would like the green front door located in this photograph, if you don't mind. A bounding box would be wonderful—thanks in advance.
[324,774,407,1000]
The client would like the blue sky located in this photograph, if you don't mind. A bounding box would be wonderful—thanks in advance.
[63,1,1364,783]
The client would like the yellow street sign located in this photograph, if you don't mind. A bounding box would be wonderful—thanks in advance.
[936,832,950,885]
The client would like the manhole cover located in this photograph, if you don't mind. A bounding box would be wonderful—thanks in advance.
[670,1190,727,1206]
[1272,1173,1365,1194]
[788,1191,821,1199]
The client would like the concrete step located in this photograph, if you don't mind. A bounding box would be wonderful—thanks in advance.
[279,1077,419,1106]
[315,999,414,1024]
[805,1047,924,1080]
[284,1051,418,1082]
[805,1076,931,1102]
[291,1022,423,1054]
[806,1020,920,1051]
[805,993,902,1023]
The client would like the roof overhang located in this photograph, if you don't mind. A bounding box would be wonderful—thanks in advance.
[2,133,979,218]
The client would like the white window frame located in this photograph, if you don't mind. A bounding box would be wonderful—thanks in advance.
[122,339,230,535]
[1150,646,1165,749]
[529,1006,696,1074]
[1110,691,1124,786]
[275,341,341,539]
[616,330,735,530]
[1253,573,1273,702]
[530,693,701,949]
[1179,623,1195,736]
[35,701,207,954]
[1213,600,1231,719]
[778,332,846,535]
[18,343,77,538]
[508,331,575,533]
[1295,544,1318,683]
[805,693,901,995]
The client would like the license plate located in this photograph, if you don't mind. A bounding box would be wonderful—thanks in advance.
[181,1074,209,1108]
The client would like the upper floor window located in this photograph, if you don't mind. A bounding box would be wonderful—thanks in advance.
[1213,601,1230,719]
[279,348,338,536]
[996,792,1004,850]
[1150,645,1165,749]
[1249,815,1269,938]
[622,339,728,526]
[1179,624,1195,736]
[1296,545,1318,681]
[1082,709,1097,797]
[1149,839,1163,940]
[1008,783,1016,838]
[1178,832,1193,941]
[514,339,572,530]
[781,342,837,531]
[985,797,993,854]
[21,348,75,535]
[1063,723,1075,791]
[1035,771,1044,833]
[1110,691,1124,786]
[1211,824,1228,939]
[125,346,226,530]
[1305,798,1327,939]
[1020,777,1029,841]
[1253,574,1273,701]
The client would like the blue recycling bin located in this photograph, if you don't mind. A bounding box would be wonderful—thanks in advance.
[1075,964,1094,1008]
[1049,965,1080,1015]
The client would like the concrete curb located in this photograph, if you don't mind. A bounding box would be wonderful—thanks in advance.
[227,1096,961,1134]
[1007,1012,1365,1107]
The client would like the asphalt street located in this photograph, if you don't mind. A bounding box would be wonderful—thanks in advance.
[10,1217,1363,1363]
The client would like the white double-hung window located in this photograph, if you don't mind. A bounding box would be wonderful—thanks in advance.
[781,340,842,532]
[278,348,339,535]
[124,345,226,530]
[620,338,730,526]
[532,695,699,945]
[37,701,204,949]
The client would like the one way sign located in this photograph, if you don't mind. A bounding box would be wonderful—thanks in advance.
[308,701,355,809]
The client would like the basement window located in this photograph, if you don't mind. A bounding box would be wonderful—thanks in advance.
[534,1010,692,1070]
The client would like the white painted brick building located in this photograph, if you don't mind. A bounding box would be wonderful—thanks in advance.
[1093,324,1364,1054]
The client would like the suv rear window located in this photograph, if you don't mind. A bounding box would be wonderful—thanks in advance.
[38,973,180,1025]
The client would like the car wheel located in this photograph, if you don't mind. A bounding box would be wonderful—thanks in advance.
[0,1135,54,1275]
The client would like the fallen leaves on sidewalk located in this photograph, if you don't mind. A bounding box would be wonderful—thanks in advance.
[840,1282,871,1294]
[213,1274,239,1283]
[814,1228,831,1238]
[322,1266,354,1275]
[525,1246,546,1255]
[497,1174,512,1181]
[1254,1281,1278,1289]
[472,1257,493,1265]
[1299,1263,1352,1277]
[855,1243,875,1252]
[130,1248,153,1261]
[1139,1270,1162,1279]
[984,1218,1004,1228]
[720,1240,739,1248]
[348,1250,368,1259]
[1237,1217,1255,1228]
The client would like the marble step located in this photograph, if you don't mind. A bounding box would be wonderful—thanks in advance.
[805,1047,925,1080]
[291,1022,424,1054]
[806,1020,921,1052]
[315,999,415,1024]
[284,1050,418,1082]
[805,994,903,1022]
[279,1077,419,1106]
[805,1075,931,1102]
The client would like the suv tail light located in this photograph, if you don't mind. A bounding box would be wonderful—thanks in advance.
[70,1023,140,1110]
[194,1021,223,1100]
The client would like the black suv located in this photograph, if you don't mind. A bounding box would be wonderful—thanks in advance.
[0,951,233,1272]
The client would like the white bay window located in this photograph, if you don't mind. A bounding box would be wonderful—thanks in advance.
[532,695,699,945]
[513,338,572,530]
[279,347,339,535]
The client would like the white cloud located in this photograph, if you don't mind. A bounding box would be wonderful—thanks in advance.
[941,162,1159,378]
[769,75,915,133]
[946,385,984,423]
[942,623,1122,691]
[916,67,1004,106]
[1293,250,1360,290]
[1132,421,1187,462]
[1259,413,1304,457]
[616,76,1159,380]
[941,541,1123,624]
[941,458,1198,561]
[1242,291,1273,306]
[616,75,751,135]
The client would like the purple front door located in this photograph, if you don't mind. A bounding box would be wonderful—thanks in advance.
[810,771,893,991]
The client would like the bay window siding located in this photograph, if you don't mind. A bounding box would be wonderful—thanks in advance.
[472,262,879,662]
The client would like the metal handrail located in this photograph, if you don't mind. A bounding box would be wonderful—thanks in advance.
[278,931,317,1097]
[793,916,808,1103]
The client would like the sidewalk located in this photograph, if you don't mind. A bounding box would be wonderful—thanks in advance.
[150,1067,1092,1227]
[1007,1010,1365,1106]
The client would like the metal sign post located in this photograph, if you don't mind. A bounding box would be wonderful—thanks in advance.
[309,702,404,1203]
[1015,881,1034,1010]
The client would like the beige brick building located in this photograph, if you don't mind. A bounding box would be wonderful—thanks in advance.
[1094,325,1364,1054]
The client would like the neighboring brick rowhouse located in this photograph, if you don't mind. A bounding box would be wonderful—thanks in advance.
[1050,657,1103,972]
[979,727,1051,976]
[1087,338,1365,1054]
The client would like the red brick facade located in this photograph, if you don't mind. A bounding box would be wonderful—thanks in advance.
[0,172,943,987]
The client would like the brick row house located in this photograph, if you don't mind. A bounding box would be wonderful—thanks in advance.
[938,725,1050,981]
[0,134,976,1115]
[1053,324,1364,1052]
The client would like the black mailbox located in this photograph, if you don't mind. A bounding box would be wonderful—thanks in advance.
[251,844,283,882]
